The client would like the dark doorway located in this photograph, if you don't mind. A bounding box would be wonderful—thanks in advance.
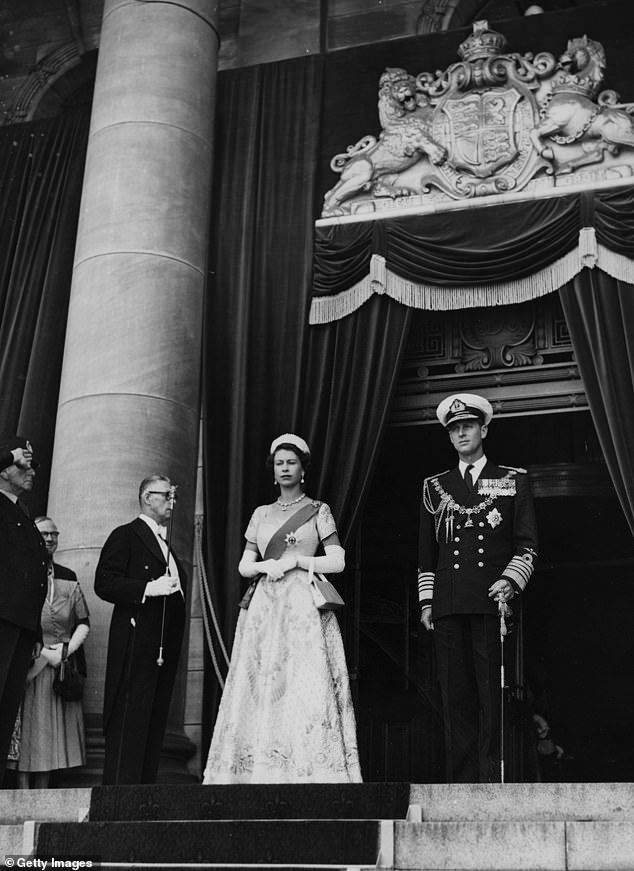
[355,410,634,782]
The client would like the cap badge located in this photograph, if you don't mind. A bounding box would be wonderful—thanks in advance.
[450,398,467,415]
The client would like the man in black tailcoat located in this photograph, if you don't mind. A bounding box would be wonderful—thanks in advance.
[418,393,538,783]
[95,474,186,784]
[0,436,48,785]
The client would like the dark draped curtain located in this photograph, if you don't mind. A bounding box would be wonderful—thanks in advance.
[0,109,89,512]
[560,272,634,536]
[314,195,581,297]
[299,295,412,544]
[313,188,634,310]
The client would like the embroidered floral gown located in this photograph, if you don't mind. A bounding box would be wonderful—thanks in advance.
[203,501,361,784]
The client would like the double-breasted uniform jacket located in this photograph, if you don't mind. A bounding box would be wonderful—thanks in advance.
[0,452,48,634]
[94,517,187,732]
[418,460,538,619]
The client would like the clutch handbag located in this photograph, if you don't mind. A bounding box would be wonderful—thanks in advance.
[52,641,85,702]
[308,557,344,611]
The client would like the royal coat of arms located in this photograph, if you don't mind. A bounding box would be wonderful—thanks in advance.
[321,21,634,218]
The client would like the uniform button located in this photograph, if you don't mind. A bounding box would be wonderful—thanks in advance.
[479,522,484,527]
[454,563,460,569]
[478,561,484,567]
[454,536,460,542]
[456,524,461,530]
[453,550,459,556]
[17,522,21,527]
[478,548,484,554]
[478,535,484,540]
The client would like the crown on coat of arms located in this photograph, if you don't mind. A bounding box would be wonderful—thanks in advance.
[548,71,599,98]
[548,36,605,98]
[457,20,507,63]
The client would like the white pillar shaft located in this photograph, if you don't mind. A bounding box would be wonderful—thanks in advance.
[48,0,218,735]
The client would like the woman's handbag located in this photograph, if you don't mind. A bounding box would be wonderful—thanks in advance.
[53,642,85,702]
[308,557,344,611]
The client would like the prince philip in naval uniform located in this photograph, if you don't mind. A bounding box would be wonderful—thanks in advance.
[418,393,538,783]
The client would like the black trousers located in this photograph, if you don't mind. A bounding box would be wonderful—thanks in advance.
[0,619,37,786]
[102,597,184,785]
[434,613,504,783]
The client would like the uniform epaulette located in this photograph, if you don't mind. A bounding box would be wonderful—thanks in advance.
[499,464,527,474]
[424,469,452,484]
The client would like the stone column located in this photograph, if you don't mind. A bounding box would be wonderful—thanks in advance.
[47,0,218,782]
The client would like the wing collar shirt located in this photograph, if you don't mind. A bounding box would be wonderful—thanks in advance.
[458,454,487,489]
[138,514,183,596]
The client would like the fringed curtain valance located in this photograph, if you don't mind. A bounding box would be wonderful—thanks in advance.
[310,186,634,324]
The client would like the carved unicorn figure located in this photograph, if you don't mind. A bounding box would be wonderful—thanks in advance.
[531,35,634,173]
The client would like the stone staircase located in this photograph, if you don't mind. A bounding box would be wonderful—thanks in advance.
[0,782,632,869]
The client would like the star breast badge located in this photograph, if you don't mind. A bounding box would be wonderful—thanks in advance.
[284,532,298,546]
[486,508,503,528]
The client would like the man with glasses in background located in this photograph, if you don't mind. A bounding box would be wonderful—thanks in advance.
[95,474,186,784]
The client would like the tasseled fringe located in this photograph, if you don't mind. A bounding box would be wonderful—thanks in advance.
[387,246,582,311]
[308,235,634,324]
[597,245,634,284]
[579,227,598,268]
[308,254,385,324]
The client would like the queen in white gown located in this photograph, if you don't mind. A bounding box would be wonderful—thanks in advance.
[203,434,361,784]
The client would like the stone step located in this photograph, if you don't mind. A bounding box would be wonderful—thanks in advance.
[394,819,634,870]
[408,782,634,821]
[34,819,382,866]
[88,782,410,821]
[0,787,91,824]
[0,824,23,864]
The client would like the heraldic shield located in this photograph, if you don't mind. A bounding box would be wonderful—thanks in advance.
[437,89,522,179]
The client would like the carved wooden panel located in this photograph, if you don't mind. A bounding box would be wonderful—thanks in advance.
[392,294,586,424]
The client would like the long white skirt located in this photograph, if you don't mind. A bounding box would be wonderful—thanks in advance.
[203,569,362,783]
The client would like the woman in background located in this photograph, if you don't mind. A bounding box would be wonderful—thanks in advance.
[203,434,361,784]
[13,516,89,787]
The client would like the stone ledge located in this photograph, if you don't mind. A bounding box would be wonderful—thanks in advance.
[566,820,634,871]
[395,820,566,870]
[408,783,634,821]
[0,788,91,824]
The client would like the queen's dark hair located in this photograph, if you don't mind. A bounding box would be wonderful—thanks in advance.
[265,442,311,474]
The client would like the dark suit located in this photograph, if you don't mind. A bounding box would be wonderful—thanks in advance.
[418,460,538,782]
[95,517,186,784]
[0,454,48,785]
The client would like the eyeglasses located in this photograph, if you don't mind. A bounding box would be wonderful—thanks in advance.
[146,491,178,501]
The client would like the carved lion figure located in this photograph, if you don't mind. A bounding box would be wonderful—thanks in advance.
[322,68,446,217]
[531,35,634,173]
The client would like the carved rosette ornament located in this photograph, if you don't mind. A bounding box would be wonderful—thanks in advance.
[321,22,634,218]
